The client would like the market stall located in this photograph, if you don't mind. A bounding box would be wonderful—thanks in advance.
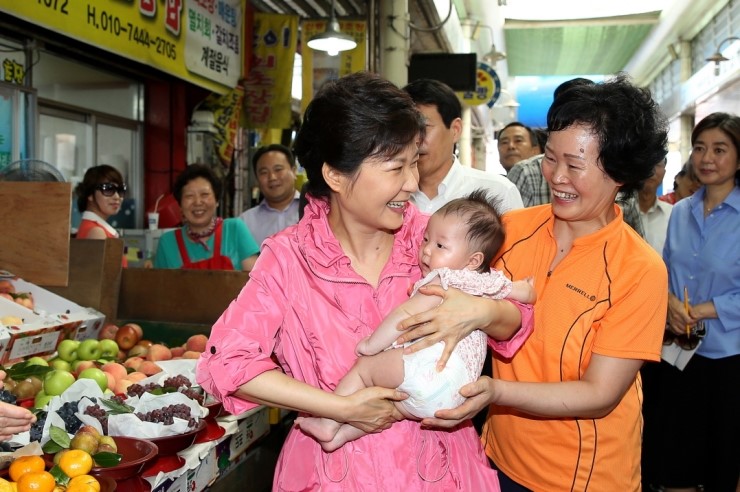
[0,183,285,492]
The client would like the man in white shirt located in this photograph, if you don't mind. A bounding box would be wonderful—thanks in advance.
[638,158,672,253]
[240,144,300,245]
[403,79,523,214]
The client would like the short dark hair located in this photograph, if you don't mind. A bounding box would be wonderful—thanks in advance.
[75,164,124,212]
[173,164,222,203]
[252,144,295,173]
[547,73,668,195]
[402,78,462,128]
[294,72,424,199]
[553,77,594,100]
[436,189,504,273]
[499,122,538,149]
[691,112,740,184]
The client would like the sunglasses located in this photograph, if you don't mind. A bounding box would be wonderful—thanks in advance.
[663,321,707,351]
[96,183,127,197]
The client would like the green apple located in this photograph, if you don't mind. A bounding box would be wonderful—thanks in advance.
[57,339,80,363]
[76,339,102,361]
[43,369,76,396]
[49,358,72,372]
[34,390,54,409]
[77,367,108,392]
[26,356,49,367]
[99,339,119,359]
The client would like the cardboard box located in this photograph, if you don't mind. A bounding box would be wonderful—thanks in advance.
[0,297,69,364]
[118,269,249,325]
[40,239,123,323]
[0,182,72,287]
[0,273,106,341]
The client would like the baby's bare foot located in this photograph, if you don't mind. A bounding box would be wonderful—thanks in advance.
[295,416,340,443]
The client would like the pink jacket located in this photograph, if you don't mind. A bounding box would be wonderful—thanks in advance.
[196,197,501,490]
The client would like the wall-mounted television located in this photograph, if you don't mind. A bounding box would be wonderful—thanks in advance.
[408,53,477,92]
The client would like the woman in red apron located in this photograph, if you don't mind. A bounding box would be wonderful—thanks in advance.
[153,164,259,271]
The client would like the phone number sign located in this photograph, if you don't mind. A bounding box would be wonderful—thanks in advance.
[1,0,244,93]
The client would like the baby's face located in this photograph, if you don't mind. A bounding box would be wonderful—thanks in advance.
[419,213,474,276]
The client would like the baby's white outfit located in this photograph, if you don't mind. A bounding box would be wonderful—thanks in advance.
[397,267,517,418]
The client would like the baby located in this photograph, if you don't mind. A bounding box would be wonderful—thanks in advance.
[297,189,535,451]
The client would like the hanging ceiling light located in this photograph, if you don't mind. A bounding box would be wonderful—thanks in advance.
[483,42,507,65]
[306,0,357,57]
[471,23,507,66]
[705,36,738,76]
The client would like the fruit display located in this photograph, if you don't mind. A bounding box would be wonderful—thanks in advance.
[0,323,218,491]
[0,426,112,492]
[0,279,35,311]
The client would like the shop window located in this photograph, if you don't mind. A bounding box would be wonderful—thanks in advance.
[40,106,143,230]
[0,82,36,169]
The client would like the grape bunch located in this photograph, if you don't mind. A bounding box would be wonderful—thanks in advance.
[126,382,162,398]
[163,375,192,389]
[126,379,204,405]
[0,389,17,405]
[179,387,204,405]
[83,400,109,434]
[136,403,198,428]
[29,411,47,442]
[57,400,84,434]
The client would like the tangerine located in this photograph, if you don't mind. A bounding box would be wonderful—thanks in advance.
[67,475,100,492]
[57,450,93,479]
[15,470,55,492]
[8,455,45,482]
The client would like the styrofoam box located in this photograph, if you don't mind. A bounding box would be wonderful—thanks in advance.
[150,473,186,492]
[227,406,270,459]
[186,445,219,491]
[0,297,68,364]
[0,273,106,341]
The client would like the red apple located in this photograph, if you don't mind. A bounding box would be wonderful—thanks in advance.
[115,324,140,350]
[123,323,143,340]
[98,323,119,341]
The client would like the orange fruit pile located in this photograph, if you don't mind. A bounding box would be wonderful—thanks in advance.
[2,452,99,492]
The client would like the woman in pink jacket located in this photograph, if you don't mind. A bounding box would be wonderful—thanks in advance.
[196,72,526,491]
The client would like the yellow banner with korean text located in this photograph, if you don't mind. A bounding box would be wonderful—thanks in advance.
[244,13,298,129]
[200,84,245,166]
[0,0,245,94]
[301,20,367,113]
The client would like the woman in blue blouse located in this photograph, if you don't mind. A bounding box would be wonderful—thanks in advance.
[646,112,739,492]
[154,164,260,271]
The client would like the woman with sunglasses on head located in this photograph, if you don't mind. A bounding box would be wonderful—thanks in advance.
[74,165,128,266]
[643,112,740,492]
[75,164,127,241]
